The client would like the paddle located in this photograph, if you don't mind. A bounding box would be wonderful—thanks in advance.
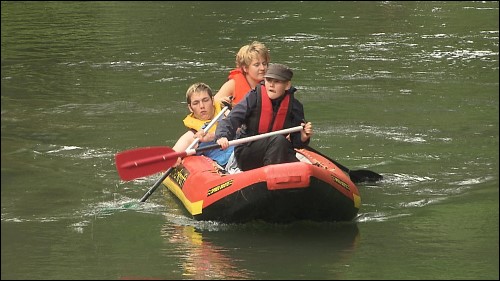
[304,145,383,184]
[134,104,230,202]
[116,125,304,181]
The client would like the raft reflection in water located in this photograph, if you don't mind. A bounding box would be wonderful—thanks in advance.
[160,221,360,279]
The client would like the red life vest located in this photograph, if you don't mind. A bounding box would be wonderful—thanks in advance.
[258,85,291,133]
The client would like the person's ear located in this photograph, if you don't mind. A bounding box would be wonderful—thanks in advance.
[188,104,194,113]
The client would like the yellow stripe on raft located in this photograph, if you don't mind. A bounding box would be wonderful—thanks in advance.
[163,177,203,215]
[353,193,361,209]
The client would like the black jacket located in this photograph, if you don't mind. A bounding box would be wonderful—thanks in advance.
[215,85,309,148]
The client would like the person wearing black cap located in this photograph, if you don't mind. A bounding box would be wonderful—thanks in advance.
[215,63,313,171]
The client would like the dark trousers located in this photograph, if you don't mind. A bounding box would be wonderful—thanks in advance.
[234,135,299,171]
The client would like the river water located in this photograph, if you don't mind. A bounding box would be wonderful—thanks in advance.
[2,1,498,279]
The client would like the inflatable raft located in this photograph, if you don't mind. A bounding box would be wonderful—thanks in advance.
[162,147,361,223]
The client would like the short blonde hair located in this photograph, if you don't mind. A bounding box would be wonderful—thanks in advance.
[235,41,270,68]
[185,82,213,104]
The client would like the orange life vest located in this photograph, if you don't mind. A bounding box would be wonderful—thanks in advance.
[227,69,252,105]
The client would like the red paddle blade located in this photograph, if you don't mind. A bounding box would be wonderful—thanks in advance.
[115,146,184,181]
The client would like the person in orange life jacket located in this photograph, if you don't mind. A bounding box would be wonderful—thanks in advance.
[214,41,270,106]
[215,64,313,171]
[172,82,234,167]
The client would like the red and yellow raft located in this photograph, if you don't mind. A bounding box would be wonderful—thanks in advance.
[162,148,361,223]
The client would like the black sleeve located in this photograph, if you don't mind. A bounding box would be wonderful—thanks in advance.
[215,89,257,140]
[289,99,309,148]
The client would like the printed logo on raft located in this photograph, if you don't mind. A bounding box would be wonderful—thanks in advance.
[207,179,234,196]
[331,175,350,191]
[170,167,189,188]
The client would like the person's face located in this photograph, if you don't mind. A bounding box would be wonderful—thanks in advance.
[188,91,215,121]
[264,77,291,100]
[243,56,268,83]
